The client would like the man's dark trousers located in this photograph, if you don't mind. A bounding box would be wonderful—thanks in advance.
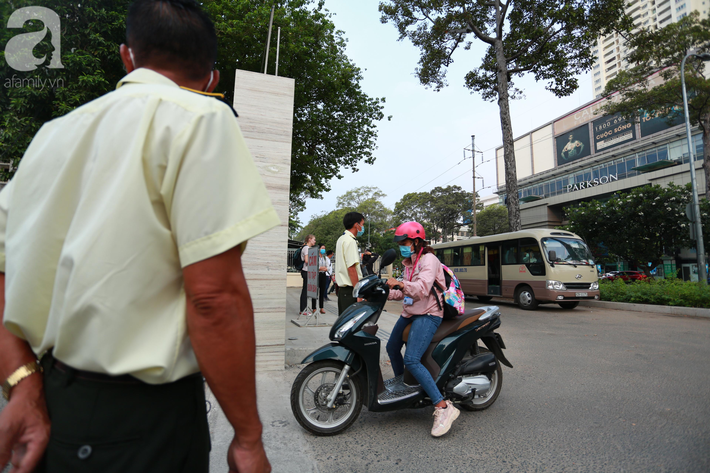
[337,285,356,315]
[37,354,210,473]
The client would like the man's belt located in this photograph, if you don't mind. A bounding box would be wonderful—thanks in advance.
[52,358,142,385]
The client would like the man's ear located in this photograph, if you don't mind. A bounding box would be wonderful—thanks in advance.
[119,44,135,73]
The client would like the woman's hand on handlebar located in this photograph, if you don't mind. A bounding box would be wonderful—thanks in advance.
[386,278,403,290]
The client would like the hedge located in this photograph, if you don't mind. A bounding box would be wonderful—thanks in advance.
[599,278,710,308]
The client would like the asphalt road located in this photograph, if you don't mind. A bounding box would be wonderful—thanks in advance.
[281,300,710,473]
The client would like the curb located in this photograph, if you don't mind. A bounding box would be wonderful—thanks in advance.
[578,300,710,318]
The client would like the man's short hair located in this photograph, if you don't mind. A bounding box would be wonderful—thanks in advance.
[126,0,217,80]
[343,212,364,230]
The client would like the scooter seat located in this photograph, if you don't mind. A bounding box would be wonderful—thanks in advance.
[402,308,486,343]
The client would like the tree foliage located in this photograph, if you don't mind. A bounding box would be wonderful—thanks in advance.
[600,12,710,198]
[1,0,131,179]
[297,207,350,253]
[476,203,509,236]
[335,186,393,236]
[203,0,388,215]
[379,0,631,232]
[561,183,709,275]
[1,1,387,216]
[393,185,476,242]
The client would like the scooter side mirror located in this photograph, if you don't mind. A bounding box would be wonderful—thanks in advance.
[378,248,397,276]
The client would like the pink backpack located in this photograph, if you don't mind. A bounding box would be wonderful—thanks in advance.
[431,263,465,320]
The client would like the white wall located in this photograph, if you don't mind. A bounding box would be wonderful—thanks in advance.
[234,70,295,371]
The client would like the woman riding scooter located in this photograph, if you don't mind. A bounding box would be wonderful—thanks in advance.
[385,221,460,437]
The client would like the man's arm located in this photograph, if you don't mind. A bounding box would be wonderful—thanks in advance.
[0,272,51,473]
[347,264,364,303]
[182,246,270,473]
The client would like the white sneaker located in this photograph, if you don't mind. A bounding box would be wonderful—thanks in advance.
[431,400,460,437]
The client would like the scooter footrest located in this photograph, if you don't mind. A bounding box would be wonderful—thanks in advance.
[378,383,421,404]
[384,374,404,389]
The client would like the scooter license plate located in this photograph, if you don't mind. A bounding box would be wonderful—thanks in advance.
[575,292,588,297]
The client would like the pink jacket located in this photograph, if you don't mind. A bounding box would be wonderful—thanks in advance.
[388,252,446,318]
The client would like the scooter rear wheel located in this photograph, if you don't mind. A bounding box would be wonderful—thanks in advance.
[459,347,503,411]
[290,360,363,436]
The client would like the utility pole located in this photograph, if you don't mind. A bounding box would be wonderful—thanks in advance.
[471,135,477,237]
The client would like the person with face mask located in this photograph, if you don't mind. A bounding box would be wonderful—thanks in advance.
[385,221,461,437]
[317,245,332,313]
[334,212,365,315]
[0,1,276,471]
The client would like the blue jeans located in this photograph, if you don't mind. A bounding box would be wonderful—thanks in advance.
[386,314,444,405]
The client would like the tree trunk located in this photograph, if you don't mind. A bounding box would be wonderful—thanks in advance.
[493,38,521,231]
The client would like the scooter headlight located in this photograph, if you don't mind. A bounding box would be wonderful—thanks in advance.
[333,310,368,340]
[546,280,566,291]
[590,281,599,290]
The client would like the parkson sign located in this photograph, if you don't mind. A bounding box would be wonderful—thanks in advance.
[566,174,618,192]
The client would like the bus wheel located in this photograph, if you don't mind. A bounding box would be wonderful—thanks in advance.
[477,296,493,302]
[558,301,579,309]
[515,286,538,310]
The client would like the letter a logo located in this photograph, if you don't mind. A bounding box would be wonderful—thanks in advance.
[5,7,64,71]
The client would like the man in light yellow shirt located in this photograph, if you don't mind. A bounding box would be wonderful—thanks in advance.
[0,1,277,472]
[335,212,365,315]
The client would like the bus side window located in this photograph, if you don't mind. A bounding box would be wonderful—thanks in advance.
[520,238,545,276]
[462,246,472,266]
[520,238,542,263]
[443,249,453,267]
[502,240,519,264]
[477,245,485,266]
[435,250,444,264]
[452,247,462,266]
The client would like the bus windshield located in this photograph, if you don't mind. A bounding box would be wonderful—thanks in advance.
[542,237,595,266]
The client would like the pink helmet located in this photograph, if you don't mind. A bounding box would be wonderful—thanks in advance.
[394,221,426,242]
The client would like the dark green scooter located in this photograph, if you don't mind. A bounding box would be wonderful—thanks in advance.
[290,249,513,436]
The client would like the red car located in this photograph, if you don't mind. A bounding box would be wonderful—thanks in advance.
[605,271,648,282]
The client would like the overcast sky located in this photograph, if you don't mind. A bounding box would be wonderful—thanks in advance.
[297,0,595,225]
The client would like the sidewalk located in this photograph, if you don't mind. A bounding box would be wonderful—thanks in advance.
[285,286,403,365]
[207,287,404,473]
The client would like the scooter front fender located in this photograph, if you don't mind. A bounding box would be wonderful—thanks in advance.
[300,343,357,366]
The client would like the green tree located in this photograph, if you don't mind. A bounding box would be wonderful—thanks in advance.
[336,186,393,239]
[599,12,710,198]
[379,0,631,232]
[562,183,708,275]
[393,191,436,238]
[203,0,388,216]
[429,185,472,242]
[1,0,131,179]
[297,208,350,253]
[476,203,509,237]
[1,1,387,217]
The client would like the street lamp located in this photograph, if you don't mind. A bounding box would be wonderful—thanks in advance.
[680,51,710,284]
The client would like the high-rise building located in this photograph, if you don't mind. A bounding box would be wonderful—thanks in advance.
[592,0,708,98]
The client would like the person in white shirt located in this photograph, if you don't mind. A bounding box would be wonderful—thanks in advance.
[317,245,332,312]
[324,250,334,300]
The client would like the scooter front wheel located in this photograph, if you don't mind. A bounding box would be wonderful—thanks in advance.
[290,360,363,436]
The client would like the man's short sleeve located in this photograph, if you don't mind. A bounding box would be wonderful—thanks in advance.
[0,180,13,272]
[165,106,280,267]
[343,237,360,269]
